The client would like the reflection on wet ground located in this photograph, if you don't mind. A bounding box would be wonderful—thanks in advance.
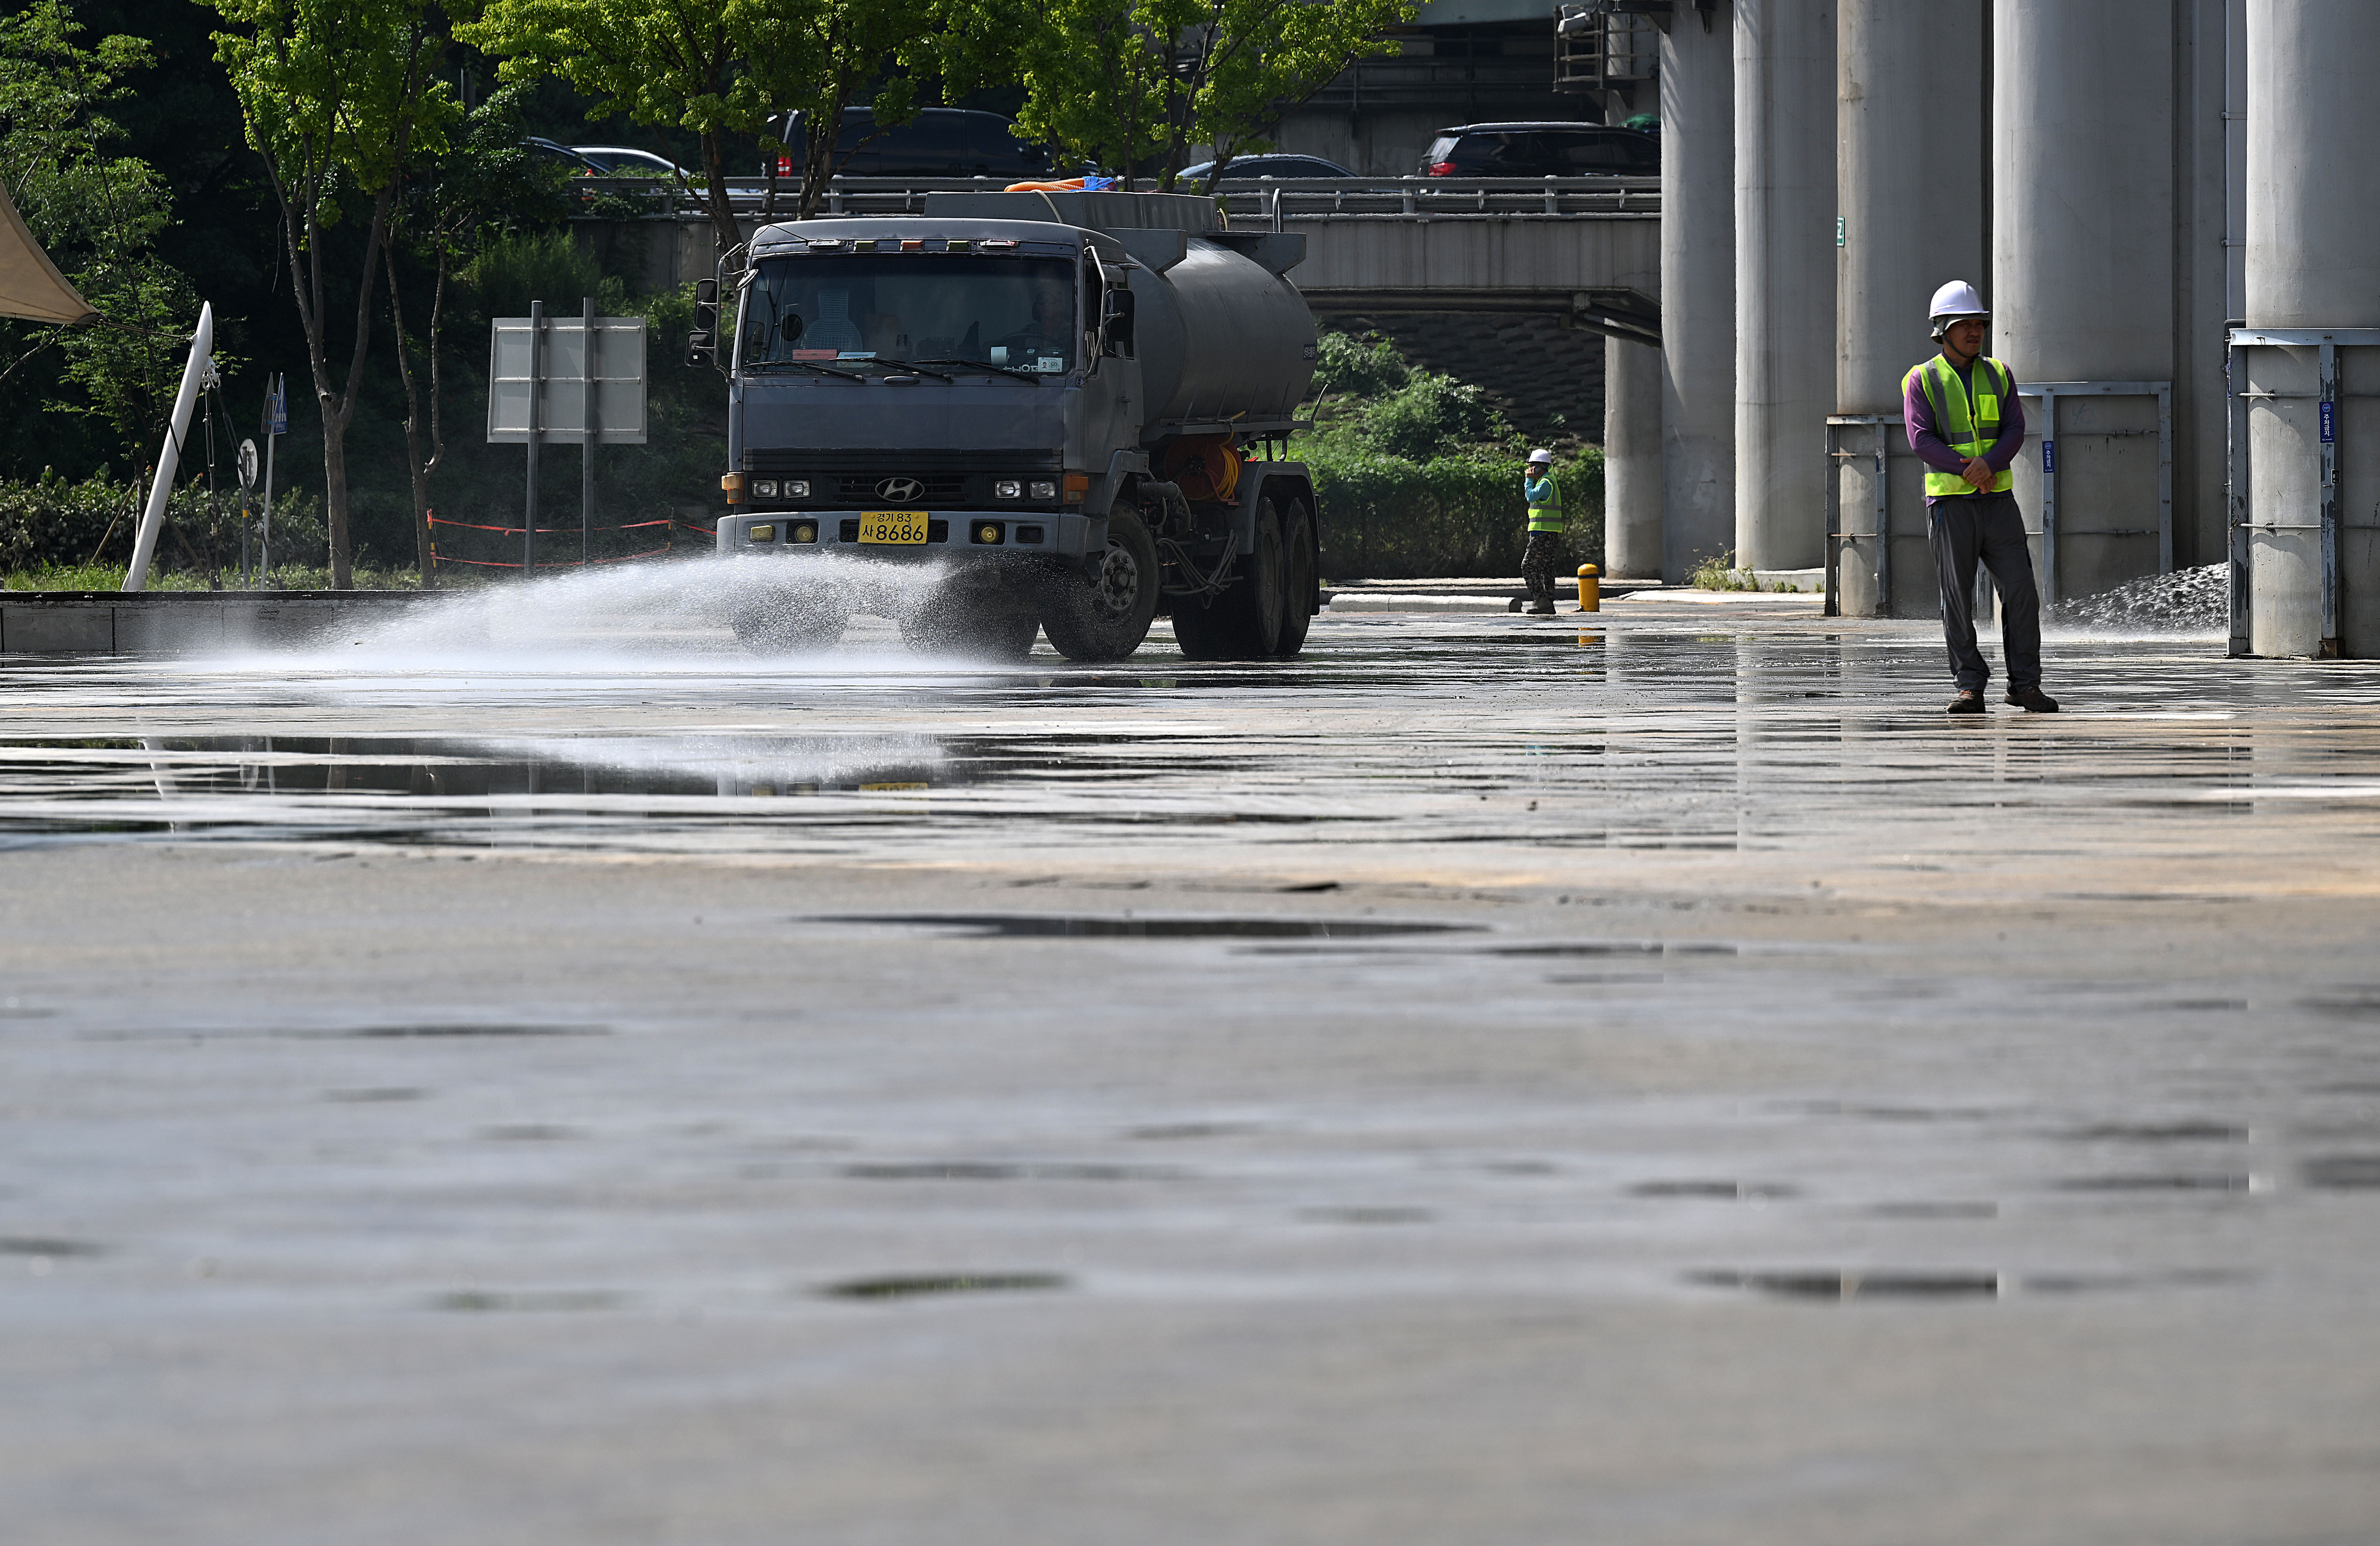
[8,597,2380,1537]
[2,608,2378,875]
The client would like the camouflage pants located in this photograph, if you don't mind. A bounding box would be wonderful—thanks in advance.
[1521,530,1566,606]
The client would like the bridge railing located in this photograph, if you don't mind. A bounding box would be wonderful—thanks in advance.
[566,176,1661,223]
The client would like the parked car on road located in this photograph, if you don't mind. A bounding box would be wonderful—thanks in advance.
[1419,122,1658,177]
[524,136,602,175]
[1178,153,1356,181]
[572,145,685,177]
[765,108,1050,181]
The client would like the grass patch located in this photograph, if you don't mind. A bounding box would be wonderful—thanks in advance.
[2,561,459,592]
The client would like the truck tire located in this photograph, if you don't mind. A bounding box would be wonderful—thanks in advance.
[1173,498,1283,660]
[899,594,1040,661]
[1274,497,1316,658]
[1041,502,1160,661]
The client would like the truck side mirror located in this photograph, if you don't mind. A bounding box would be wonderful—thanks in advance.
[687,277,720,367]
[1101,287,1136,358]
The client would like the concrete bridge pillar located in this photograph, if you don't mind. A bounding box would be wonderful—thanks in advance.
[1604,339,1663,576]
[1733,0,1836,572]
[1833,0,1986,617]
[1994,0,2177,606]
[1661,1,1736,583]
[2244,0,2380,656]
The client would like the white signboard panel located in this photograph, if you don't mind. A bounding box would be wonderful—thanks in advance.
[487,315,648,444]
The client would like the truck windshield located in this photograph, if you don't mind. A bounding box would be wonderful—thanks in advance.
[740,254,1078,375]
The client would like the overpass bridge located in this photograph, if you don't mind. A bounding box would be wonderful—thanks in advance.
[569,176,1661,346]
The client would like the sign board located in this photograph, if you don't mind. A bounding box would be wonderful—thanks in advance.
[486,315,649,445]
[237,439,259,492]
[265,376,287,436]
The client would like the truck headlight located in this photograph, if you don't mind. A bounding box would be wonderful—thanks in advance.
[749,524,775,542]
[1029,479,1058,500]
[791,522,818,543]
[751,478,778,498]
[994,479,1022,500]
[785,480,810,498]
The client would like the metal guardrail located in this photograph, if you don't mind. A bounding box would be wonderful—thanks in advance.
[568,176,1662,223]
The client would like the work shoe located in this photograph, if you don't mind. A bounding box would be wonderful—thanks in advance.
[1947,690,1986,714]
[2006,686,2059,713]
[1526,603,1557,616]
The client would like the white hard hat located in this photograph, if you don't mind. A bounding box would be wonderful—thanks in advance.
[1928,280,1989,338]
[1526,447,1554,464]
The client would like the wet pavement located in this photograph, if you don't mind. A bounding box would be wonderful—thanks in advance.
[4,577,2379,1544]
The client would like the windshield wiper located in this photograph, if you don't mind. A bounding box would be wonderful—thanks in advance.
[907,356,1045,384]
[748,358,867,382]
[843,357,956,382]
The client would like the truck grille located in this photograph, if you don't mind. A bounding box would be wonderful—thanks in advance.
[835,474,966,502]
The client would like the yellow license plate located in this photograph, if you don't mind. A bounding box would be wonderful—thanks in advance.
[857,510,930,544]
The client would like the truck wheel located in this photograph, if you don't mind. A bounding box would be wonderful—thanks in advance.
[1042,502,1160,661]
[899,595,1040,661]
[1274,497,1316,658]
[1173,498,1283,661]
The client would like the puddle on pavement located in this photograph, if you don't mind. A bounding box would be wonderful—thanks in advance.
[1871,1201,1999,1219]
[1631,1180,1799,1200]
[815,913,1478,940]
[2061,1121,2249,1143]
[434,1290,622,1313]
[2055,1173,2254,1192]
[821,1272,1069,1300]
[843,1160,1169,1182]
[323,1087,430,1102]
[1,1237,103,1257]
[1301,1206,1433,1225]
[2301,1155,2380,1190]
[480,1124,579,1141]
[333,1022,607,1040]
[1692,1269,2002,1300]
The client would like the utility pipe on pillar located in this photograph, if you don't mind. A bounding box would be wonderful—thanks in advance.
[1660,0,1736,583]
[1995,0,2176,605]
[2243,0,2380,657]
[1733,0,1836,573]
[1834,0,1986,617]
[122,302,214,593]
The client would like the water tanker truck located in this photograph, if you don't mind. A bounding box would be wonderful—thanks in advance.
[693,190,1319,661]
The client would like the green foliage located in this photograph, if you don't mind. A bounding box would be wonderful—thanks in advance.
[0,469,133,574]
[1298,329,1600,578]
[0,3,199,457]
[1689,550,1759,590]
[929,0,1413,187]
[465,230,625,321]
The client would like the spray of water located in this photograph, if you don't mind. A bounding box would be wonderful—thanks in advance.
[2050,562,2228,636]
[290,552,1038,666]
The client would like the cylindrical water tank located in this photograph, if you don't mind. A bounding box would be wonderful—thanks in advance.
[1834,0,1984,618]
[2244,0,2380,656]
[1661,2,1736,583]
[1129,239,1315,431]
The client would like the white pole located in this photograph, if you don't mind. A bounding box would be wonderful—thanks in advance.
[123,301,214,593]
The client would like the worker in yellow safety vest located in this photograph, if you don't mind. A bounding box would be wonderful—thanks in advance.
[1903,280,2058,713]
[1520,447,1563,615]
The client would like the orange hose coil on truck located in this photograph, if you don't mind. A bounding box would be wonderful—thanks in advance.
[1162,435,1242,502]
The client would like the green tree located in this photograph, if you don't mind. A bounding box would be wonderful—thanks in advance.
[208,0,459,588]
[0,2,196,477]
[932,0,1412,189]
[771,2,932,221]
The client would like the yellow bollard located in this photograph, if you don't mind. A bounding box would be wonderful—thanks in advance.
[1575,564,1600,612]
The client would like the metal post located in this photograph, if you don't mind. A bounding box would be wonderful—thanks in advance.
[1871,425,1889,615]
[2038,389,2059,606]
[1822,420,1841,615]
[582,296,597,568]
[2156,381,2174,574]
[259,373,280,586]
[124,301,214,593]
[2227,337,2251,656]
[2319,336,2338,655]
[524,299,543,577]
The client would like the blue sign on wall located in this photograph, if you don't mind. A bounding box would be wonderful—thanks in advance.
[2320,400,2336,445]
[2043,440,2055,473]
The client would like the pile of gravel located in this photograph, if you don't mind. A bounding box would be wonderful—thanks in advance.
[2052,562,2228,633]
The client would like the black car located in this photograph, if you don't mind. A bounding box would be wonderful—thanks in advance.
[1177,153,1357,181]
[523,136,601,175]
[766,108,1050,181]
[1420,123,1659,177]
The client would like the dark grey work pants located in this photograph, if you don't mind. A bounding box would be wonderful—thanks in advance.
[1928,492,2042,692]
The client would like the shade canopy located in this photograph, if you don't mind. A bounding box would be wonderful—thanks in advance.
[0,179,97,325]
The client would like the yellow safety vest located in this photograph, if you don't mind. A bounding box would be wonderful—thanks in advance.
[1906,353,2015,497]
[1525,474,1562,533]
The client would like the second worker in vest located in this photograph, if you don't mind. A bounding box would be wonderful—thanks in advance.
[1905,281,2058,713]
[1520,447,1563,615]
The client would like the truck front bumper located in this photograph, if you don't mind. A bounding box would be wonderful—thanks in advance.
[718,508,1101,567]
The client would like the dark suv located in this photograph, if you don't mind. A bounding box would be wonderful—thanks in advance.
[1420,122,1659,177]
[767,108,1050,181]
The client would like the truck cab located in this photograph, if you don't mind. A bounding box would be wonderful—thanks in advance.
[705,191,1320,662]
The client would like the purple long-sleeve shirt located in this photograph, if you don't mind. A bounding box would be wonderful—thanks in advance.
[1904,355,2026,502]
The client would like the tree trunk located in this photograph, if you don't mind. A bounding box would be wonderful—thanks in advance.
[699,128,741,269]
